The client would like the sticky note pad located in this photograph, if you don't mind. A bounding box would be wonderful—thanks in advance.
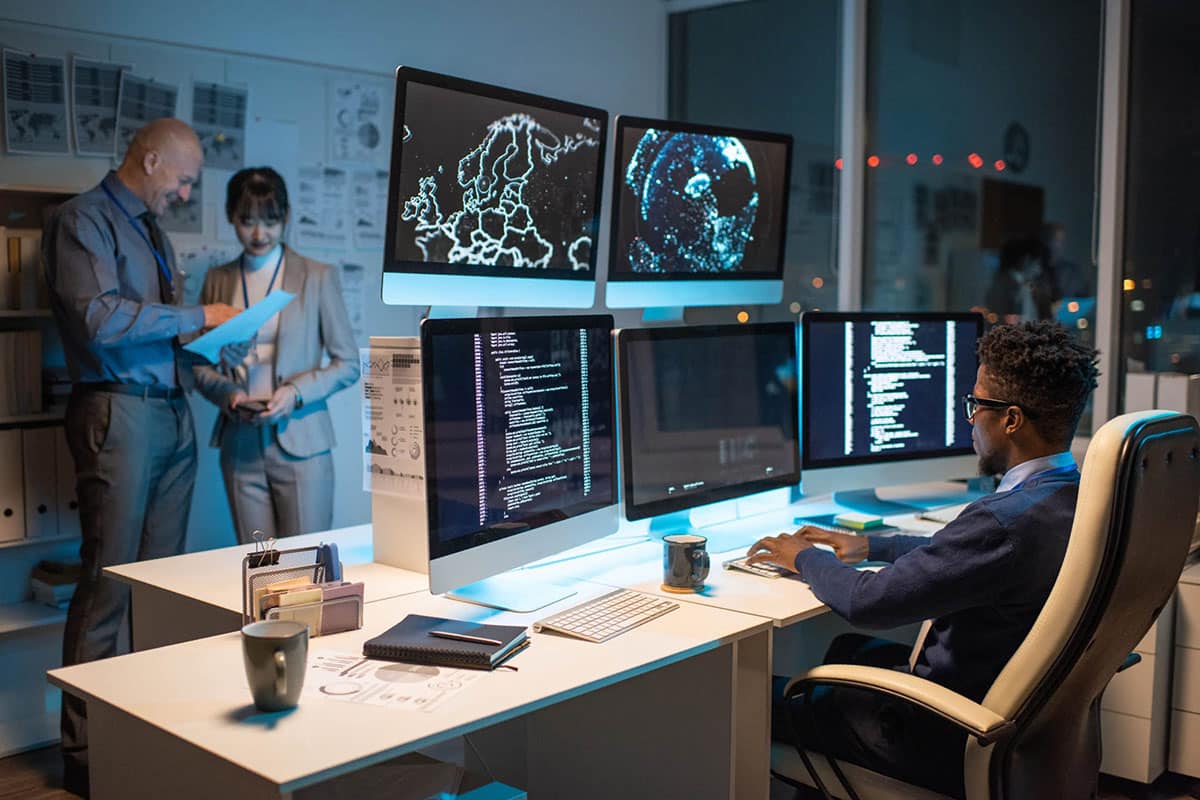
[834,512,885,530]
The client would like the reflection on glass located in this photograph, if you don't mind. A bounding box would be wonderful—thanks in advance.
[862,1,1101,430]
[1122,2,1200,384]
[667,0,840,321]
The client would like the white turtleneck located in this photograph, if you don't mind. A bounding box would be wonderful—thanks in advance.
[235,244,285,400]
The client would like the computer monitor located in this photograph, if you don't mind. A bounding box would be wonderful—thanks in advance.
[616,323,800,548]
[420,314,618,611]
[800,311,984,514]
[605,116,793,309]
[382,67,608,308]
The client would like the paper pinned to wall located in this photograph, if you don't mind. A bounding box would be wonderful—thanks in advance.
[160,172,203,234]
[330,79,385,163]
[295,164,348,250]
[70,56,127,158]
[351,169,389,250]
[3,49,70,155]
[175,239,240,304]
[192,81,247,171]
[115,73,178,161]
[339,261,365,341]
[244,117,300,189]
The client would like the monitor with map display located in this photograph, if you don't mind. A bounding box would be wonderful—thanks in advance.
[605,115,792,309]
[382,67,608,308]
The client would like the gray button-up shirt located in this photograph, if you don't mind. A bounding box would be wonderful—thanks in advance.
[43,171,206,387]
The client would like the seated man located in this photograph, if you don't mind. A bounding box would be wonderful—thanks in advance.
[747,321,1099,797]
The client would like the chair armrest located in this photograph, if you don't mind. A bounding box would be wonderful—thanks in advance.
[785,664,1016,746]
[1116,652,1142,673]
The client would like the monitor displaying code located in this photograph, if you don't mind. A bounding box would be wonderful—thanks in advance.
[802,313,982,469]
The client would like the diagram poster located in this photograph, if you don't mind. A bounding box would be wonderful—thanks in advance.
[192,81,247,171]
[71,56,126,157]
[115,73,178,161]
[3,49,69,155]
[330,79,385,163]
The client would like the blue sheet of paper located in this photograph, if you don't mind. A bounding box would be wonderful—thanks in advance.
[183,289,295,363]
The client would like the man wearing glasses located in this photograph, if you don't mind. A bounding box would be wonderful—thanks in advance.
[747,321,1099,797]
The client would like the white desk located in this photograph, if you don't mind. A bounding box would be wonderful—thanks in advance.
[48,582,773,800]
[105,525,429,649]
[528,491,944,629]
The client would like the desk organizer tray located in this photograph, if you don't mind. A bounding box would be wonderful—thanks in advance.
[264,592,363,637]
[242,545,329,624]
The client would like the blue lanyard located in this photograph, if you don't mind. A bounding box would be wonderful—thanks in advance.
[240,248,285,309]
[100,182,174,291]
[1011,464,1077,492]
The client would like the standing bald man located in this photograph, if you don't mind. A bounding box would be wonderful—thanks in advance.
[43,118,239,794]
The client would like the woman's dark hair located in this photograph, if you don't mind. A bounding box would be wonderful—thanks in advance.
[977,321,1100,447]
[226,167,289,222]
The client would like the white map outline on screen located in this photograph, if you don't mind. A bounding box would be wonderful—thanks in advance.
[400,113,600,270]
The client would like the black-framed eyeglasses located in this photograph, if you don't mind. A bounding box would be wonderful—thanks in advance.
[962,393,1036,422]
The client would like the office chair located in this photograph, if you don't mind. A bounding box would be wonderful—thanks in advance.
[771,410,1200,800]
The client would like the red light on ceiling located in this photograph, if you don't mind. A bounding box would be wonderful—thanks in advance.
[931,154,944,165]
[994,159,1006,171]
[834,158,844,170]
[867,155,880,168]
[968,152,983,169]
[905,153,918,165]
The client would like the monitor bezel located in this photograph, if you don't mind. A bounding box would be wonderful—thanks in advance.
[607,114,794,284]
[420,313,617,562]
[383,66,609,284]
[799,310,985,471]
[617,322,801,521]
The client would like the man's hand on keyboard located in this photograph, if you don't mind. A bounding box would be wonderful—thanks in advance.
[799,526,869,564]
[744,532,810,574]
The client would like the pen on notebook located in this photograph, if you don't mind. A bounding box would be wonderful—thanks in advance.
[429,630,502,646]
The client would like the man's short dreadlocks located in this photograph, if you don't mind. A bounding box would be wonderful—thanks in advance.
[977,321,1100,447]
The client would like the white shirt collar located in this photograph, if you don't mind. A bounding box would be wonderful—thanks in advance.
[995,451,1076,493]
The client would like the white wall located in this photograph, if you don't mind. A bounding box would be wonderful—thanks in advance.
[0,1,668,551]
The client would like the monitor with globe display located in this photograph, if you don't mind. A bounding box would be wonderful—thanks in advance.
[605,115,792,309]
[382,67,609,308]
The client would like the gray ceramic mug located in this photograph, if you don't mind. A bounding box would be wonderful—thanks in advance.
[662,533,710,592]
[241,620,308,712]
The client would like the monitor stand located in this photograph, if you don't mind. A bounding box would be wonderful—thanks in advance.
[645,494,787,555]
[642,306,685,323]
[828,477,995,517]
[424,305,479,320]
[447,571,577,614]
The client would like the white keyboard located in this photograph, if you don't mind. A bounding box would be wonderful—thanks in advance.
[723,556,789,579]
[533,589,678,643]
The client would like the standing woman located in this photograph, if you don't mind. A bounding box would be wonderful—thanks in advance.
[194,167,359,542]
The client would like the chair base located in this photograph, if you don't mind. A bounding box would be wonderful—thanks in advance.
[771,742,954,800]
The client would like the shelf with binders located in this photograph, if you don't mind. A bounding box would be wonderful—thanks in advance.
[0,186,82,555]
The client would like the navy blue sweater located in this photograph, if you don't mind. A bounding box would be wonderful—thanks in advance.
[794,470,1080,703]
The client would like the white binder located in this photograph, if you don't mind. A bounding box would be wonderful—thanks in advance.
[22,427,58,538]
[0,428,25,542]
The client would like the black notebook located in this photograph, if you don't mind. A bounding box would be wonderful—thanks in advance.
[362,614,529,670]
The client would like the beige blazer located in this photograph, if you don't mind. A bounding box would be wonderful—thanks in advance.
[193,246,360,459]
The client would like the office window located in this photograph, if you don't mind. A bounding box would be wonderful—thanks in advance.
[862,2,1101,325]
[1120,2,1200,396]
[667,0,841,322]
